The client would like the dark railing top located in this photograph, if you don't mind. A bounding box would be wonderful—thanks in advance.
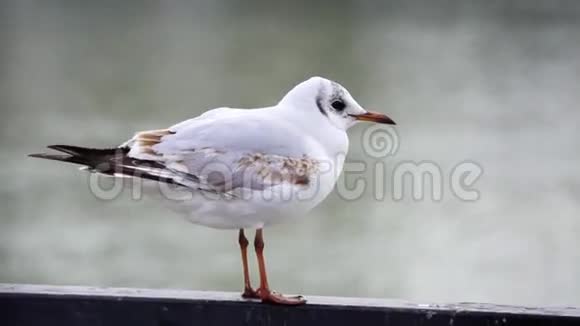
[1,283,579,326]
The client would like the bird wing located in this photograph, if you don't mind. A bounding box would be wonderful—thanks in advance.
[121,109,322,195]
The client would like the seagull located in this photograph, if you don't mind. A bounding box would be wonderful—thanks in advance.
[30,76,396,305]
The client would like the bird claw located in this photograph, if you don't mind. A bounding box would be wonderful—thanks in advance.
[256,288,306,305]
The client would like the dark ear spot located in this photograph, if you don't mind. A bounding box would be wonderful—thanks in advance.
[316,95,328,116]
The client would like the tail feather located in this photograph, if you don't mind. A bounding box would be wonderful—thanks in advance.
[30,145,128,169]
[29,144,186,187]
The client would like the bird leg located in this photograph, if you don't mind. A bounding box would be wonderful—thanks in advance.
[238,229,259,299]
[253,228,306,305]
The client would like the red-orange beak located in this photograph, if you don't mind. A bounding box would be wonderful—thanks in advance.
[349,111,396,125]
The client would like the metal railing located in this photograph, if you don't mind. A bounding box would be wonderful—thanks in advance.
[1,284,579,325]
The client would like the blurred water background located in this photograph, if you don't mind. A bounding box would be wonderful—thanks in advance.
[1,0,580,307]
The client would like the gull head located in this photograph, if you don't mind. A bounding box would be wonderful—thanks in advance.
[278,76,396,131]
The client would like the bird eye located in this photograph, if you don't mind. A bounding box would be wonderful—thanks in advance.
[331,100,346,111]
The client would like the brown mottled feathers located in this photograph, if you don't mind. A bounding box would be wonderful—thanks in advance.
[237,153,318,187]
[131,129,175,155]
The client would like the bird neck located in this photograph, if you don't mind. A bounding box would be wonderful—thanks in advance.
[276,103,349,159]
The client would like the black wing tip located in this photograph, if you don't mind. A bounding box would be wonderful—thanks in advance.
[46,144,88,156]
[28,152,78,163]
[28,145,73,156]
[29,145,129,159]
[46,144,68,151]
[28,145,91,164]
[28,145,74,159]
